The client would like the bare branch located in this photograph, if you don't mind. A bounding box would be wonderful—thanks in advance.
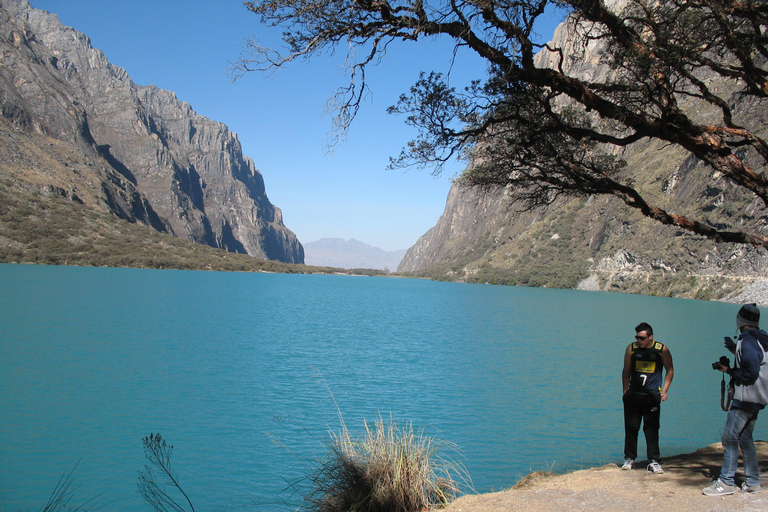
[236,0,768,247]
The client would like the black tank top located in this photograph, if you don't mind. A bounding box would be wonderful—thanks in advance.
[629,341,665,395]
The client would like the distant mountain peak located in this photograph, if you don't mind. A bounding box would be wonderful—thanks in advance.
[304,238,406,271]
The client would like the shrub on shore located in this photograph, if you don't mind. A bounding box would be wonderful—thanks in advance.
[301,416,468,512]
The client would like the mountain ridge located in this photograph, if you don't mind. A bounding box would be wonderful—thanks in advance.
[0,0,304,264]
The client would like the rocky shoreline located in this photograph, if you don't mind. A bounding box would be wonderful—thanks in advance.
[724,280,768,307]
[446,442,768,512]
[576,274,768,306]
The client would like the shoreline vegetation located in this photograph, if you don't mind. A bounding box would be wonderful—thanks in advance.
[39,419,471,512]
[3,179,768,305]
[0,182,386,277]
[34,439,768,512]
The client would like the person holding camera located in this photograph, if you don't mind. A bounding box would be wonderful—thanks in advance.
[621,322,674,474]
[703,303,768,496]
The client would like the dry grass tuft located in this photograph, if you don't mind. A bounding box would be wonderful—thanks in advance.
[301,415,470,512]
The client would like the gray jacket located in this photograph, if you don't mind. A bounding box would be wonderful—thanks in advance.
[731,328,768,410]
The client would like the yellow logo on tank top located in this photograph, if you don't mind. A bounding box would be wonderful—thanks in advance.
[635,360,657,373]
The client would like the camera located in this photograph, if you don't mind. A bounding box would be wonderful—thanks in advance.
[712,355,730,370]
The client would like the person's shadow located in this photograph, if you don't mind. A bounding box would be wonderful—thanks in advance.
[653,441,768,489]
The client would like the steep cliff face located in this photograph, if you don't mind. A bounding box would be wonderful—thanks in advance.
[399,7,768,300]
[0,0,303,263]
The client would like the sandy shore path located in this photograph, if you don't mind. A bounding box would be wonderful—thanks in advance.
[446,442,768,512]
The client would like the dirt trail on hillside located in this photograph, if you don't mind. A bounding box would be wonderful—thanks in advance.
[445,442,768,512]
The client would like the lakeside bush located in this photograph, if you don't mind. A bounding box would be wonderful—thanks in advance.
[301,416,468,512]
[21,417,468,512]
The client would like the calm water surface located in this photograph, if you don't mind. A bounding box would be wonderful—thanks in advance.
[0,264,743,511]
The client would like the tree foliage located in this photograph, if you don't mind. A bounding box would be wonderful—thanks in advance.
[234,0,768,246]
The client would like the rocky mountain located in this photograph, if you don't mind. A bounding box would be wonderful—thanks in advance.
[399,9,768,301]
[0,0,304,264]
[304,238,406,271]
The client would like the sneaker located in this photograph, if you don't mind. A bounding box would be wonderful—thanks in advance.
[741,482,762,493]
[703,479,735,496]
[621,458,634,470]
[647,460,664,474]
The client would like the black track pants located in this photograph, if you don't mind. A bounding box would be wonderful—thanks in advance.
[623,391,661,461]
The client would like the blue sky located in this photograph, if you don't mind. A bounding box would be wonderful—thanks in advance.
[30,1,564,252]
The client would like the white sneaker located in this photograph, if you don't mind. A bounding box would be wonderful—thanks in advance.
[621,458,634,470]
[703,479,734,496]
[647,460,663,474]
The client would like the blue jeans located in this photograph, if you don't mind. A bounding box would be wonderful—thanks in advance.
[719,408,760,487]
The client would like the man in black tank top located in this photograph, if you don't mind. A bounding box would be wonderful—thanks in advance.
[621,322,675,473]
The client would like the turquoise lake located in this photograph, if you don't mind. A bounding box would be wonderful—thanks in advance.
[0,263,748,511]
